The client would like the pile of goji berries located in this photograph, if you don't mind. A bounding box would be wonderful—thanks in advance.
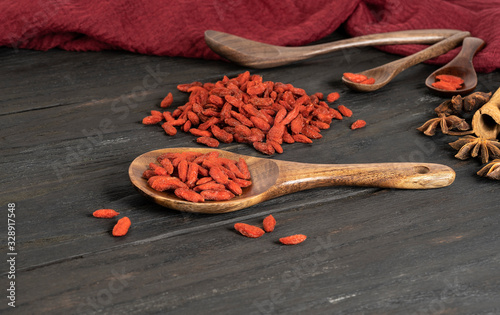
[92,209,131,237]
[234,214,307,245]
[143,150,252,202]
[143,71,365,155]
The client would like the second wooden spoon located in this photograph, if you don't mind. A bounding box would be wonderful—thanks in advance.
[342,31,470,92]
[205,29,463,69]
[129,147,456,214]
[425,36,485,96]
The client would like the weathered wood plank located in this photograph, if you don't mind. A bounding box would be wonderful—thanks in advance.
[0,29,499,314]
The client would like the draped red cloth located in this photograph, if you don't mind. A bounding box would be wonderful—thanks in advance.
[2,0,499,72]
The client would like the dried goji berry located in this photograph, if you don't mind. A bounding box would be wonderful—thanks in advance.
[253,141,275,155]
[161,122,177,136]
[225,180,243,195]
[262,215,276,232]
[292,134,313,143]
[360,77,375,85]
[112,217,131,237]
[195,182,226,191]
[93,209,120,218]
[435,74,464,85]
[160,92,173,108]
[279,234,307,245]
[142,115,163,125]
[337,105,352,117]
[234,223,265,238]
[326,92,340,103]
[211,125,233,143]
[351,119,367,130]
[197,136,219,147]
[268,140,283,154]
[343,72,368,83]
[174,188,204,203]
[209,166,229,184]
[200,190,235,201]
[431,80,461,91]
[148,176,187,191]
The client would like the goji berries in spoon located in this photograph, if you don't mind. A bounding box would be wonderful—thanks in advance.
[342,31,469,92]
[129,147,456,214]
[425,37,485,97]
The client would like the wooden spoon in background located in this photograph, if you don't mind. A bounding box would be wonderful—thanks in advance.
[425,37,485,97]
[129,148,456,214]
[342,31,470,92]
[204,29,463,69]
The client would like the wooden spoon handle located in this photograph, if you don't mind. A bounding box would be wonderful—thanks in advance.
[452,37,485,63]
[374,31,470,78]
[300,29,465,57]
[273,162,455,195]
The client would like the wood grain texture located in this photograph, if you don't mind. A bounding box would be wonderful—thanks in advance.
[0,29,499,314]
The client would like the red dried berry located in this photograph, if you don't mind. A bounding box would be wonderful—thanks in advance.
[234,223,265,238]
[279,234,307,245]
[262,215,276,232]
[326,92,340,103]
[350,119,367,130]
[112,217,131,237]
[337,105,352,117]
[93,209,120,219]
[360,77,375,85]
[142,115,163,125]
[174,188,204,203]
[343,72,368,83]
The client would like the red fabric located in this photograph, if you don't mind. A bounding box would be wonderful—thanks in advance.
[1,0,499,72]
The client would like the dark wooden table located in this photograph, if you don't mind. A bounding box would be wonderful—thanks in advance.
[1,30,499,315]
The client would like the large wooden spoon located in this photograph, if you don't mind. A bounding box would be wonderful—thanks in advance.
[425,37,485,96]
[342,31,470,92]
[129,148,455,214]
[204,29,463,69]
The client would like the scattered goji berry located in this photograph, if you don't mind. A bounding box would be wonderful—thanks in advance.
[279,234,307,245]
[93,209,120,218]
[326,92,340,103]
[337,105,352,117]
[234,223,265,238]
[112,217,131,237]
[262,215,276,232]
[142,115,163,125]
[351,119,367,130]
[160,92,173,108]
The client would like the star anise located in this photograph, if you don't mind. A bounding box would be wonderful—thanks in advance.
[449,135,500,164]
[477,159,500,180]
[434,91,492,116]
[417,113,470,136]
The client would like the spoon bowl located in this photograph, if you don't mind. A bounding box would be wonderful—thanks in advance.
[342,31,470,92]
[204,29,463,69]
[129,147,455,214]
[425,37,485,96]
